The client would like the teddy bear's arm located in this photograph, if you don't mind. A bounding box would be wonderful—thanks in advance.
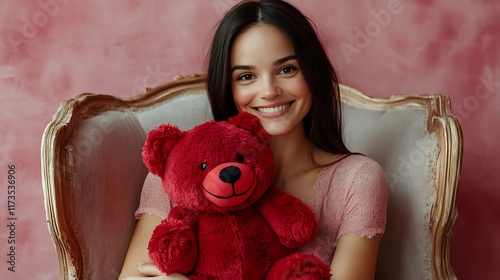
[256,187,318,248]
[148,206,200,275]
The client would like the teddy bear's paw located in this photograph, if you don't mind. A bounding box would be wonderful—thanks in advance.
[266,253,331,280]
[276,215,317,248]
[289,216,318,244]
[148,221,198,274]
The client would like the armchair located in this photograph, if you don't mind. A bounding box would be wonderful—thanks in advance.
[41,74,463,279]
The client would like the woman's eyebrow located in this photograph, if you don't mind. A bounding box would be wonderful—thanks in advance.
[231,64,254,72]
[231,55,298,73]
[273,55,297,65]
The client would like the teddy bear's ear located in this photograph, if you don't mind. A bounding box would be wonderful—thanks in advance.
[142,124,184,177]
[228,112,271,143]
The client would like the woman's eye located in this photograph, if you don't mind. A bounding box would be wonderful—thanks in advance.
[238,74,253,81]
[279,66,297,75]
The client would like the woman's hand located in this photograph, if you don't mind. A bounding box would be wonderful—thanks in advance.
[121,263,189,280]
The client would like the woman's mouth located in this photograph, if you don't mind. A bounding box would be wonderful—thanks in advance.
[255,101,294,113]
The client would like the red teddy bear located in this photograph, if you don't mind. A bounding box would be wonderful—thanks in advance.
[142,112,331,279]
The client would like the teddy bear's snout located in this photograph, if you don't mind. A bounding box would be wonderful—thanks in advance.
[201,162,256,207]
[219,166,241,184]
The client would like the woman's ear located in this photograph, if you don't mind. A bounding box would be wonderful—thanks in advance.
[142,124,184,178]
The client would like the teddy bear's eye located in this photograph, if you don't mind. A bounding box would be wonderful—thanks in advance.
[200,163,208,170]
[236,153,244,163]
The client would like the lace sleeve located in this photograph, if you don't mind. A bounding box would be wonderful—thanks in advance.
[134,172,171,219]
[337,157,388,240]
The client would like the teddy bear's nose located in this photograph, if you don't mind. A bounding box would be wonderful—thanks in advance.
[219,166,241,183]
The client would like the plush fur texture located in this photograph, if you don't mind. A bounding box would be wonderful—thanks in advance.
[142,112,331,279]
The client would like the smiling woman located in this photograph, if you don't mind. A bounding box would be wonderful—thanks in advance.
[230,24,312,137]
[119,1,387,279]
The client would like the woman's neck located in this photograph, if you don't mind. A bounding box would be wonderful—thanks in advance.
[270,123,315,179]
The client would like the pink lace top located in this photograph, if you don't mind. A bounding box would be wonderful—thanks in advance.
[135,154,388,265]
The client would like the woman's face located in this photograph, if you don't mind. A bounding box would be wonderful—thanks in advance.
[230,24,312,136]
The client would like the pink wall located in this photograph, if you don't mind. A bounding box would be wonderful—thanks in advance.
[0,0,498,279]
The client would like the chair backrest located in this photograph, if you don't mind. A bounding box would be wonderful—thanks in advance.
[340,86,462,280]
[41,74,462,280]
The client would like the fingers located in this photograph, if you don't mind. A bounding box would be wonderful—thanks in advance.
[136,262,163,276]
[121,262,189,280]
[164,273,190,279]
[120,275,165,280]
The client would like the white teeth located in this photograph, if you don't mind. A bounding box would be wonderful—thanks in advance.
[257,102,291,113]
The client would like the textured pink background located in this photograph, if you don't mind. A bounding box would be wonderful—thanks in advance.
[0,0,498,279]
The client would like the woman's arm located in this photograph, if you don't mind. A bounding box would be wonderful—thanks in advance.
[119,214,188,280]
[119,213,163,279]
[329,233,382,280]
[326,155,387,279]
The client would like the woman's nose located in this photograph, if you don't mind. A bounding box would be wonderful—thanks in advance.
[259,78,281,99]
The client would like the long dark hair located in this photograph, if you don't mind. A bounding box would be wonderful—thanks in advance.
[206,0,351,155]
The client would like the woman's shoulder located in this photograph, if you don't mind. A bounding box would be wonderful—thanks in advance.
[321,153,387,189]
[314,148,383,171]
[336,153,384,173]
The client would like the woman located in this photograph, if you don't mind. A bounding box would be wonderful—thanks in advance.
[120,1,387,279]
